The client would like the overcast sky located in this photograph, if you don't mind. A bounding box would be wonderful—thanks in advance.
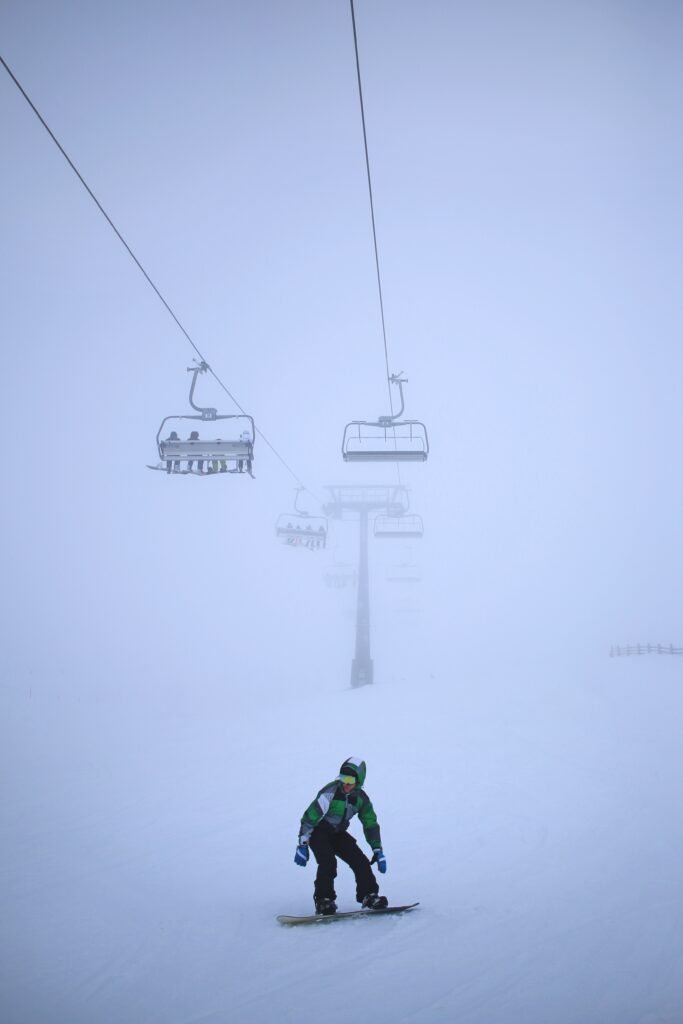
[2,0,681,700]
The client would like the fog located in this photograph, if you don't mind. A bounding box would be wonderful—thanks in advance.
[2,2,682,1021]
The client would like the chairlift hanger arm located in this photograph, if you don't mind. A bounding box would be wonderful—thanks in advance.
[375,374,405,426]
[293,486,308,517]
[386,373,406,422]
[187,361,218,418]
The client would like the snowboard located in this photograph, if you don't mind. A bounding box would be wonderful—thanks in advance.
[277,902,419,926]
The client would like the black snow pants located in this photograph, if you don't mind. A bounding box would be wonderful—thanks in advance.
[309,827,378,904]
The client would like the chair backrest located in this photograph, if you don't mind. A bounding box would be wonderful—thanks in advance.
[342,420,429,462]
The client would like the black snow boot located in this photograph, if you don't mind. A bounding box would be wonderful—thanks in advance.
[315,896,337,916]
[361,894,388,910]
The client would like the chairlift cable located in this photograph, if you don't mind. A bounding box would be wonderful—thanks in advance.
[1,53,320,504]
[0,57,207,365]
[350,2,403,485]
[349,0,394,418]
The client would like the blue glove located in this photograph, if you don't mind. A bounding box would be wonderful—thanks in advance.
[294,843,309,867]
[373,849,387,874]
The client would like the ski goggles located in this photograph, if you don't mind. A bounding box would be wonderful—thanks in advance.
[338,774,357,786]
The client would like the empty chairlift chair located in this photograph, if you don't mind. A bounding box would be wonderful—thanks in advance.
[324,562,357,588]
[342,374,429,463]
[386,562,421,584]
[373,513,424,540]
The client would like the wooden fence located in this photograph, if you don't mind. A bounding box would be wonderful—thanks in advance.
[610,643,683,657]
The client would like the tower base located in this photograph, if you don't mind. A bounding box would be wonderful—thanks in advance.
[350,658,374,689]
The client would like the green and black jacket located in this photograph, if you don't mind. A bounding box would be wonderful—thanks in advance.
[298,776,382,851]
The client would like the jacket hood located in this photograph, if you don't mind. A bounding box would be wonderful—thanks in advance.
[339,756,367,788]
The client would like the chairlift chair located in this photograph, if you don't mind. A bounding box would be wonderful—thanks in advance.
[386,563,421,584]
[149,362,255,477]
[373,513,424,540]
[324,563,357,589]
[342,374,429,463]
[275,488,328,550]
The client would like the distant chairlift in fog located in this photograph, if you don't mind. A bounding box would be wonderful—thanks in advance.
[373,513,424,540]
[275,488,328,551]
[324,563,358,589]
[386,562,421,584]
[148,362,255,477]
[342,374,429,463]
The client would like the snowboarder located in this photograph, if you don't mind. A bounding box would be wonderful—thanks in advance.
[294,757,388,916]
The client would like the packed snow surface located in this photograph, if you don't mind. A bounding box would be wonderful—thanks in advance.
[3,5,683,1021]
[3,654,683,1024]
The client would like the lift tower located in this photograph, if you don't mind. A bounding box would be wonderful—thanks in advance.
[324,485,410,688]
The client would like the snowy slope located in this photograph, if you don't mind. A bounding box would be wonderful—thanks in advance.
[3,652,683,1024]
[3,2,683,1021]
